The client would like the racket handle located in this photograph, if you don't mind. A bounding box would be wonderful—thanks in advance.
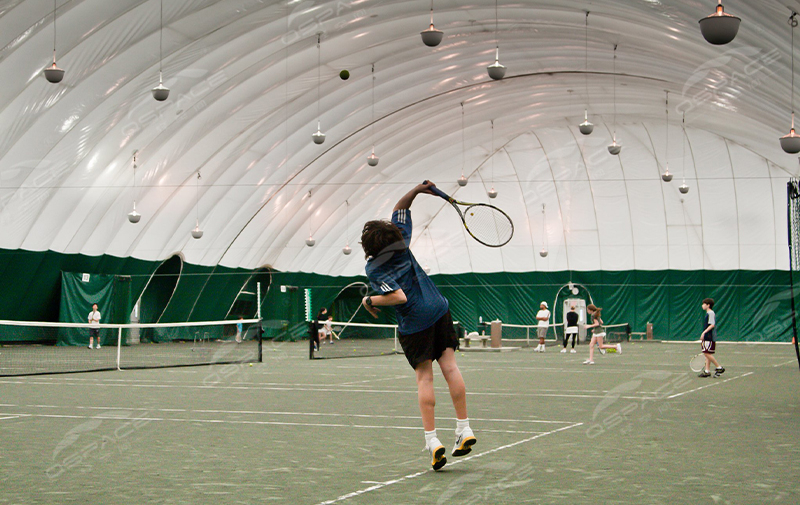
[421,180,450,200]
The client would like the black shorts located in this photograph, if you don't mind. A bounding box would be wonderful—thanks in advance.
[89,328,99,338]
[398,310,459,369]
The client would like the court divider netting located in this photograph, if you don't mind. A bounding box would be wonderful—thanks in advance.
[0,319,262,376]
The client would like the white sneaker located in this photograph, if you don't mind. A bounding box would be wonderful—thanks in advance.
[452,427,476,457]
[600,348,606,355]
[570,349,576,354]
[88,345,93,349]
[583,360,594,365]
[560,348,567,353]
[427,437,446,470]
[96,344,101,349]
[616,343,622,354]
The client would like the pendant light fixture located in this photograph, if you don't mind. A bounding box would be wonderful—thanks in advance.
[343,200,352,255]
[151,0,170,101]
[661,91,674,182]
[539,204,549,258]
[367,64,379,166]
[458,102,468,186]
[191,171,203,239]
[127,151,142,223]
[679,112,690,194]
[43,0,65,83]
[420,0,443,47]
[608,44,622,155]
[579,11,594,135]
[487,0,506,80]
[312,33,326,145]
[487,120,498,199]
[306,233,316,247]
[781,13,800,154]
[699,0,741,45]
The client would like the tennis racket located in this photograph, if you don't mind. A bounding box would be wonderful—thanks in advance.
[689,353,705,373]
[423,181,514,247]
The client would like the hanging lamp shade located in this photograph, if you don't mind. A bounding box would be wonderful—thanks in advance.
[457,175,468,187]
[487,49,506,80]
[661,169,674,182]
[312,121,326,144]
[421,24,443,46]
[367,151,379,166]
[342,244,352,255]
[127,203,141,224]
[539,247,549,258]
[44,0,64,83]
[152,1,169,101]
[487,187,498,199]
[421,1,443,46]
[191,221,203,239]
[781,128,800,154]
[151,78,170,101]
[608,44,621,155]
[679,183,690,194]
[699,1,741,45]
[579,111,594,135]
[579,12,593,135]
[44,63,65,83]
[306,235,316,247]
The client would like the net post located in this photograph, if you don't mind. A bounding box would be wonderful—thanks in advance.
[787,181,800,370]
[116,326,122,371]
[257,282,263,363]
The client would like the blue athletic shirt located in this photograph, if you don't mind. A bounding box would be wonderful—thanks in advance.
[703,309,717,342]
[364,209,449,335]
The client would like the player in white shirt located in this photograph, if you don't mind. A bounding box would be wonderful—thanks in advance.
[534,302,550,352]
[88,304,101,349]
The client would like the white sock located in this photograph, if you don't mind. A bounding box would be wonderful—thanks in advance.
[424,430,438,446]
[456,418,469,433]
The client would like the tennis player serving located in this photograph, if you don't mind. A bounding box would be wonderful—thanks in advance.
[361,181,476,471]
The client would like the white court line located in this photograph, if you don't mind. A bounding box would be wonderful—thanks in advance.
[315,422,583,505]
[3,412,542,434]
[667,372,754,399]
[0,404,577,425]
[773,359,798,367]
[0,414,25,420]
[335,375,409,386]
[0,379,648,400]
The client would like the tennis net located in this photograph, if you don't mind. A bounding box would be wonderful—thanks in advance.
[498,322,565,348]
[0,319,262,376]
[309,320,466,359]
[598,323,632,344]
[310,320,401,359]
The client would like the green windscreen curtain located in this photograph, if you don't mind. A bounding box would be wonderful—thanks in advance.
[57,272,116,346]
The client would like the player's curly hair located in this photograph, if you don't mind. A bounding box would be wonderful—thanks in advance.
[361,220,405,260]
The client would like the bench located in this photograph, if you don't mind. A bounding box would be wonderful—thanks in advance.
[462,331,490,348]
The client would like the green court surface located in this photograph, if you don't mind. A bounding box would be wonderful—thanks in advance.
[1,341,798,504]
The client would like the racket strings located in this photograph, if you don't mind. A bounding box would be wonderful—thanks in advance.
[463,204,513,247]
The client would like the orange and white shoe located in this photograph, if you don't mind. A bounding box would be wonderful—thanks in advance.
[426,437,446,470]
[452,427,477,457]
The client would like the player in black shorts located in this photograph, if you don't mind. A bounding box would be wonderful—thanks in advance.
[698,298,725,378]
[361,182,476,471]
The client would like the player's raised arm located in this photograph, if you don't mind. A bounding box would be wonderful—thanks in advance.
[393,181,435,211]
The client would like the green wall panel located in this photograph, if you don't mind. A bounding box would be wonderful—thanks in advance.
[0,248,794,344]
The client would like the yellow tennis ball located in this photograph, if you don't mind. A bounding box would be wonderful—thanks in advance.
[249,363,253,367]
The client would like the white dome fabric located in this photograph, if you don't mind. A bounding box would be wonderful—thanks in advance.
[0,0,796,275]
